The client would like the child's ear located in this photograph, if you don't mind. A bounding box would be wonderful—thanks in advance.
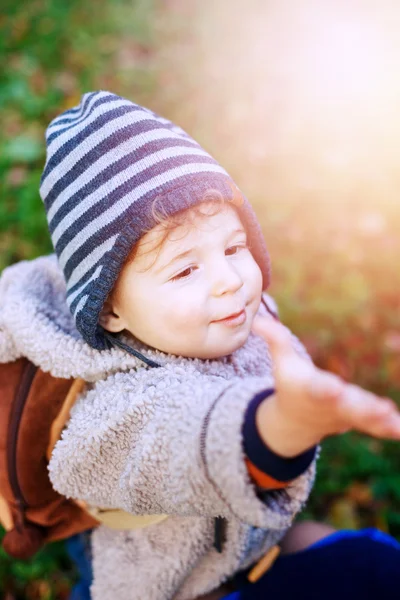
[99,300,126,333]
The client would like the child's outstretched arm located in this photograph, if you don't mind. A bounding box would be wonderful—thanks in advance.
[252,315,400,458]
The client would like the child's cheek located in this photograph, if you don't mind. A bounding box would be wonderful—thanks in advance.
[165,291,204,330]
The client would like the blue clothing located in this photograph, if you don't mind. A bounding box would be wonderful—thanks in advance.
[66,528,400,600]
[224,528,400,600]
[65,531,93,600]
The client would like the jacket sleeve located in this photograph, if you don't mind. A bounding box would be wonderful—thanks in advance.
[49,364,315,530]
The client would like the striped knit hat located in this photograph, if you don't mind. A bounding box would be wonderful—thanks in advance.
[40,91,270,350]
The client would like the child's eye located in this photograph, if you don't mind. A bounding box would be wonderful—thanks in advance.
[171,266,196,281]
[225,243,247,256]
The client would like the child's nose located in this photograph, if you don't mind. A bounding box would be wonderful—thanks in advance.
[211,260,243,296]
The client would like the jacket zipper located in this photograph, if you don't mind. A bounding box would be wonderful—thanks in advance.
[7,360,38,530]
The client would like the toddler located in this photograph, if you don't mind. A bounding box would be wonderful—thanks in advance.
[1,91,399,600]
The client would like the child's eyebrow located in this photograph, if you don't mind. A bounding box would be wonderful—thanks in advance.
[232,227,246,236]
[227,227,247,240]
[155,249,194,273]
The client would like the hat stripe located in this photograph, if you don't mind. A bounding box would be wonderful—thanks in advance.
[46,91,100,132]
[47,132,199,229]
[46,92,116,144]
[67,261,103,300]
[46,93,95,134]
[72,294,88,317]
[45,94,126,154]
[41,102,144,188]
[67,264,103,305]
[152,116,193,139]
[44,119,192,214]
[65,235,118,291]
[51,146,215,247]
[41,106,159,199]
[51,91,97,122]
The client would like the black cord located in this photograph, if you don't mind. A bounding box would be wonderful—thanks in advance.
[104,332,161,369]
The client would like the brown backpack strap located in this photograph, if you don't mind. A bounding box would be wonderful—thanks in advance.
[0,491,13,531]
[47,378,86,461]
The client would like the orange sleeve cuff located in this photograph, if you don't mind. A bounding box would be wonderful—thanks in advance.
[245,457,290,489]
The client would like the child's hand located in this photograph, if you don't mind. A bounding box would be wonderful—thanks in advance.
[252,315,400,458]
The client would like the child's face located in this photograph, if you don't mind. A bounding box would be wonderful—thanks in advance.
[102,203,263,359]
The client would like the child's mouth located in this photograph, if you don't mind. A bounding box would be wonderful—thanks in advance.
[214,309,246,327]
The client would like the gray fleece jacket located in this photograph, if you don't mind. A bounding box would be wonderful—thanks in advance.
[0,255,315,600]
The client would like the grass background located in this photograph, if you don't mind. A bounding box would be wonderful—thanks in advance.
[1,0,399,597]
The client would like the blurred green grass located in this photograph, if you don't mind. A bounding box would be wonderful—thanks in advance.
[1,0,400,597]
[0,0,157,271]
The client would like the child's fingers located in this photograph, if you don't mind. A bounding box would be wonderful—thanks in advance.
[362,399,400,438]
[252,315,317,390]
[359,412,400,440]
[338,384,400,439]
[251,315,295,358]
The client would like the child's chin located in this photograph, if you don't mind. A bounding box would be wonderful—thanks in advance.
[199,332,250,360]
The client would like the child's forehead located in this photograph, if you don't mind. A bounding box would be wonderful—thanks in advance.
[141,203,242,251]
